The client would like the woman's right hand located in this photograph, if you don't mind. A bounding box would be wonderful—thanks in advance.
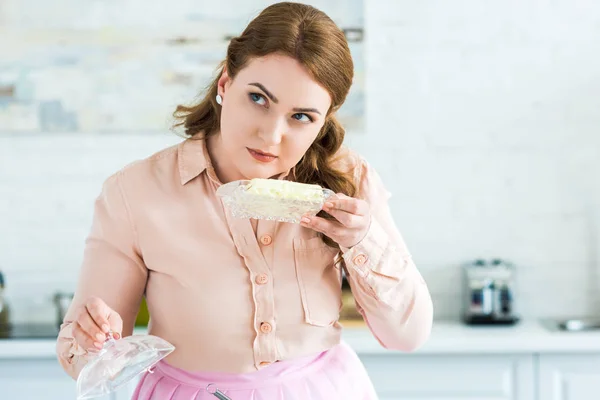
[71,296,123,351]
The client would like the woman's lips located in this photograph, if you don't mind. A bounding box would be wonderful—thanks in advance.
[247,148,278,163]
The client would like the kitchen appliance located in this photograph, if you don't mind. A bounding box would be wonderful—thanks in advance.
[53,291,74,328]
[0,322,60,339]
[0,269,8,326]
[462,258,519,325]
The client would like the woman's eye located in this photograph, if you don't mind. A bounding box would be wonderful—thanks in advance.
[292,113,313,123]
[249,93,267,106]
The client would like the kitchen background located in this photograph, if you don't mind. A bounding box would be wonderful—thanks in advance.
[1,0,600,327]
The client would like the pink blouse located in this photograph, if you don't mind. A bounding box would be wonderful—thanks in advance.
[56,137,433,378]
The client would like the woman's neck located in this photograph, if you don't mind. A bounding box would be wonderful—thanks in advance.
[205,133,245,184]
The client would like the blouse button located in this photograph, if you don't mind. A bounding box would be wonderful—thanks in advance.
[353,254,368,266]
[260,234,273,246]
[260,322,273,334]
[255,273,269,285]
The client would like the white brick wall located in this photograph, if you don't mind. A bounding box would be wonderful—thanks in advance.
[361,0,600,319]
[1,1,600,322]
[0,134,182,320]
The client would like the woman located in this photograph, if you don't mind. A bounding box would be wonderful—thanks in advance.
[56,2,433,399]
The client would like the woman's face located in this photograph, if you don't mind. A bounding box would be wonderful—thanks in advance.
[215,53,332,182]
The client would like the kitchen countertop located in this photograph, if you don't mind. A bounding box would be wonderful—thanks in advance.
[2,319,600,359]
[342,319,600,355]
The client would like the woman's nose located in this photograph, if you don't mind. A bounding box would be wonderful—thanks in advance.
[258,117,285,145]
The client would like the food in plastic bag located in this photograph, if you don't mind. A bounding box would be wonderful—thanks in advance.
[216,178,335,223]
[76,334,175,399]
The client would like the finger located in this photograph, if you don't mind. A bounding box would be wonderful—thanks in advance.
[85,297,111,333]
[301,215,343,238]
[326,195,368,216]
[76,307,108,344]
[72,321,103,351]
[107,311,124,338]
[323,206,362,228]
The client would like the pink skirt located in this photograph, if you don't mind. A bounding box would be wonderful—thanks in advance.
[131,341,378,399]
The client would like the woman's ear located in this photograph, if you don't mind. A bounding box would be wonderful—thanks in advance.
[217,67,231,98]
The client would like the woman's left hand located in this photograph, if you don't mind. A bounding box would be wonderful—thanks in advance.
[300,193,371,249]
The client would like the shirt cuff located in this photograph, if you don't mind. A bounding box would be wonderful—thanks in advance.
[58,321,90,365]
[341,218,396,279]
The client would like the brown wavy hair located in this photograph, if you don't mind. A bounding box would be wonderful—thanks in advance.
[172,2,357,249]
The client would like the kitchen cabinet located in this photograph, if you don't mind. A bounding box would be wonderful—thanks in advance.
[360,353,535,400]
[4,352,600,399]
[538,354,600,400]
[0,358,112,400]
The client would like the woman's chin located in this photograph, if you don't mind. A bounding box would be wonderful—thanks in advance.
[239,165,284,180]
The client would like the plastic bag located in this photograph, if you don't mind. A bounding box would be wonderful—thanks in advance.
[76,334,175,399]
[216,179,335,224]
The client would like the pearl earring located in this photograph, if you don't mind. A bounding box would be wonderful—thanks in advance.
[216,94,223,105]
